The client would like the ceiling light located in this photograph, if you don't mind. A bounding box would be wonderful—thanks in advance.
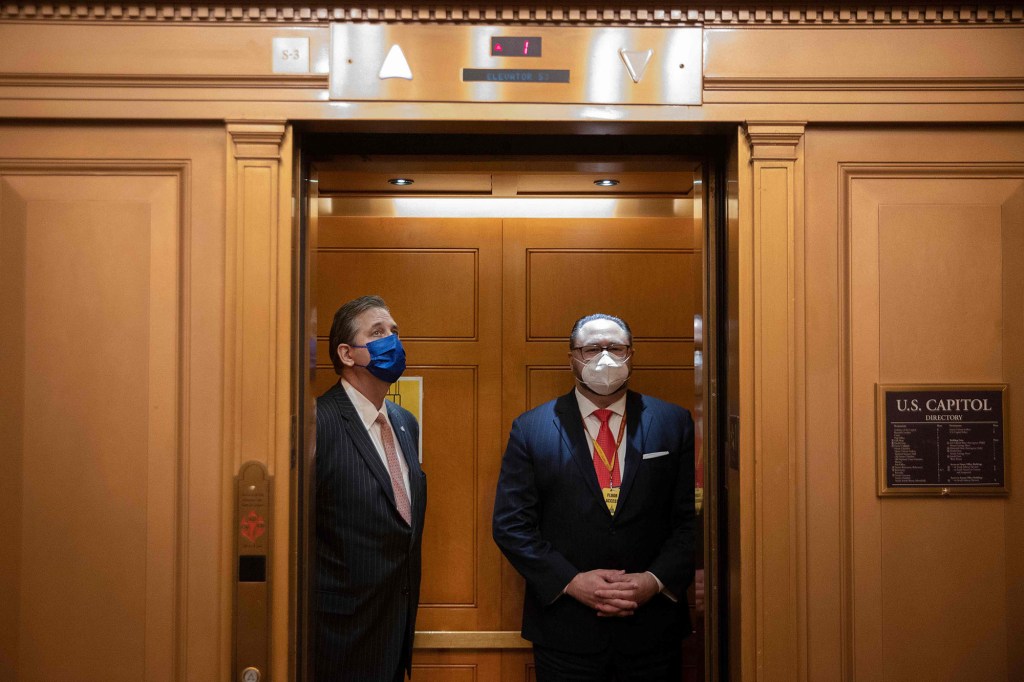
[388,178,414,186]
[594,178,620,187]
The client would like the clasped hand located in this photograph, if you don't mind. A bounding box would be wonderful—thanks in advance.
[565,569,659,617]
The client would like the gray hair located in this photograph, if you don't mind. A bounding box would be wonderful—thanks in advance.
[569,313,632,348]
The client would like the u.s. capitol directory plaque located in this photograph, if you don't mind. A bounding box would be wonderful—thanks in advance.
[877,384,1008,496]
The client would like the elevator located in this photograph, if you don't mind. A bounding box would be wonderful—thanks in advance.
[3,7,1022,682]
[292,131,736,681]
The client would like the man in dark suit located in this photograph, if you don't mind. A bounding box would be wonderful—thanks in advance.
[493,313,695,681]
[314,295,427,682]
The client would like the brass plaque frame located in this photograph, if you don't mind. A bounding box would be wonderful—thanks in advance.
[876,383,1009,497]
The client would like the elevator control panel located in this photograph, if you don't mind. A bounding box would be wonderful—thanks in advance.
[234,462,271,682]
[329,24,702,105]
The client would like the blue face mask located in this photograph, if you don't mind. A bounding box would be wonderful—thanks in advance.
[351,333,406,384]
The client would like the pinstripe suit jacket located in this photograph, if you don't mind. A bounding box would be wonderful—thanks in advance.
[492,389,695,655]
[314,382,427,682]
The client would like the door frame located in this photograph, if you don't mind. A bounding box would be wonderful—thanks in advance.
[289,126,737,681]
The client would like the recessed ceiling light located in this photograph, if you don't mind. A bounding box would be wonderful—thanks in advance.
[594,178,619,187]
[388,178,414,186]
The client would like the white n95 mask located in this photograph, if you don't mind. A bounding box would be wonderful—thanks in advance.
[577,351,631,395]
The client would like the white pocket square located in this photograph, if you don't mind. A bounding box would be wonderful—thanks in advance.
[642,451,670,460]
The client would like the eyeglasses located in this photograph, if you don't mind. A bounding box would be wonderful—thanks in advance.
[571,344,632,361]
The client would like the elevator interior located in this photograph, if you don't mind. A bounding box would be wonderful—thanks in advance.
[295,131,734,681]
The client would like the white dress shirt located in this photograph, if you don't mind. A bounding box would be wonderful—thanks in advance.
[341,378,411,496]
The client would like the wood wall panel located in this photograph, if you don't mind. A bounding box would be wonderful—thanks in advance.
[878,203,1003,377]
[848,173,1021,682]
[417,367,478,608]
[317,249,478,339]
[1,175,176,681]
[525,367,578,411]
[0,124,226,675]
[0,126,226,682]
[705,27,1024,103]
[805,128,1024,682]
[413,665,477,682]
[526,250,697,340]
[413,650,501,681]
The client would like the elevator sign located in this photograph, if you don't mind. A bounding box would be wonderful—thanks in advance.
[329,24,702,105]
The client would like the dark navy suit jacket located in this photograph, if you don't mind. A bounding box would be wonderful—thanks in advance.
[492,389,695,654]
[314,382,427,681]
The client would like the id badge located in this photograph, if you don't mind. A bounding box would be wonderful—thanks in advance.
[602,486,619,514]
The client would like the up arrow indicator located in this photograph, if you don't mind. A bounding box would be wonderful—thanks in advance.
[619,48,653,84]
[379,44,413,80]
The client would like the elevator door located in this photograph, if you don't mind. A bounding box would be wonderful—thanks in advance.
[310,168,704,681]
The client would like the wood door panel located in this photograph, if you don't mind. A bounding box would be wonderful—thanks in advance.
[2,176,175,682]
[0,125,225,681]
[413,650,502,681]
[878,202,1003,377]
[527,250,698,341]
[317,248,479,339]
[416,366,478,608]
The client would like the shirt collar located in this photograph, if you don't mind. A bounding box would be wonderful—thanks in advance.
[574,387,627,420]
[341,378,387,430]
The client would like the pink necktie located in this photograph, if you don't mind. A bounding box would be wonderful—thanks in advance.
[592,409,621,490]
[375,413,412,525]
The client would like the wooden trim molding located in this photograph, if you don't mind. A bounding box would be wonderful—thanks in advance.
[223,120,293,682]
[0,3,1021,25]
[746,122,806,161]
[227,121,287,161]
[743,121,807,682]
[0,73,328,90]
[706,77,1024,92]
[414,631,531,649]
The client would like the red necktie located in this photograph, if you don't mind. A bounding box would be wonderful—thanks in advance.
[375,413,412,524]
[592,409,621,489]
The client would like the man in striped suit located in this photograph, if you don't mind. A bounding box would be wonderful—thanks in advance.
[314,295,427,682]
[493,313,695,681]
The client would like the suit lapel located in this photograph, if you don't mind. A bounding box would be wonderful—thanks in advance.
[553,391,605,505]
[614,391,646,514]
[329,384,398,510]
